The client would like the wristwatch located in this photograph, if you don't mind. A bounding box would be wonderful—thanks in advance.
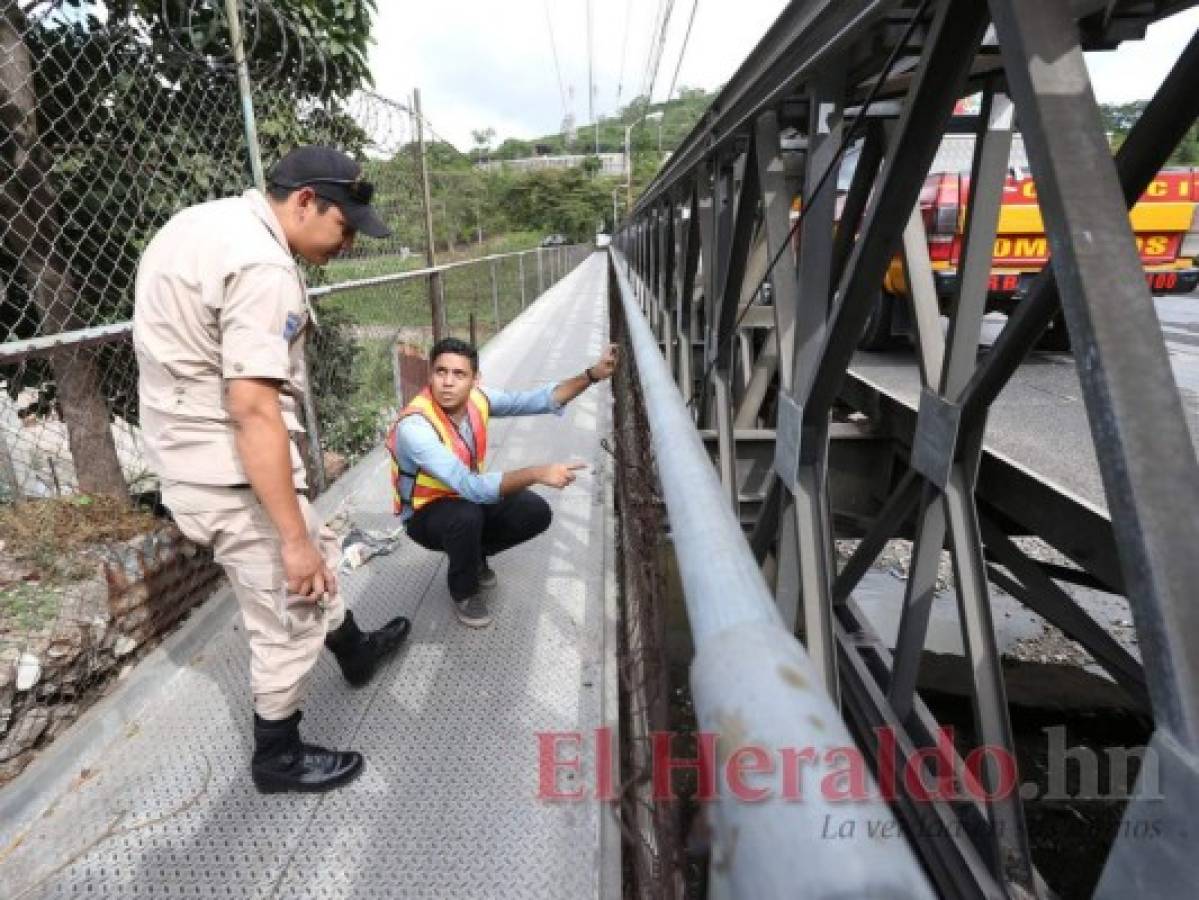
[585,366,599,383]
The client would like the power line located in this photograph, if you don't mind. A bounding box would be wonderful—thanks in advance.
[638,0,668,104]
[543,0,569,118]
[644,0,678,105]
[616,0,633,105]
[665,0,699,102]
[587,0,597,151]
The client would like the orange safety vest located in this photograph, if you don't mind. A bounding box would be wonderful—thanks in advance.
[387,387,491,516]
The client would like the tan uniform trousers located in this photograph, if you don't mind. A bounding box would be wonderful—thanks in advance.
[163,483,346,720]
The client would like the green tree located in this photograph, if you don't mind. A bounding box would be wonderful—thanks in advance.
[0,0,378,498]
[1100,101,1199,166]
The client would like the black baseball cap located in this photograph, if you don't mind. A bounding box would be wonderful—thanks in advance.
[268,145,391,238]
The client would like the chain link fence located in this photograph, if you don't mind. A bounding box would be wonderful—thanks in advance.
[609,295,700,899]
[0,0,592,786]
[308,242,592,477]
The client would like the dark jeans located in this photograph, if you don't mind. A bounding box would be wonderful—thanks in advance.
[405,491,552,600]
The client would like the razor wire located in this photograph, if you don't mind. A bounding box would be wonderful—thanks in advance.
[0,0,412,505]
[0,0,416,788]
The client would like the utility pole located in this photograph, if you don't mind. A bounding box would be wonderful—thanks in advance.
[412,88,446,342]
[624,123,633,211]
[225,0,264,191]
[587,0,598,155]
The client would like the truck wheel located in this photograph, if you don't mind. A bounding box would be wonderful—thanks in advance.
[1037,312,1072,352]
[859,290,897,351]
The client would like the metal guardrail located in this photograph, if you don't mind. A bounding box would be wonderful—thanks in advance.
[306,244,589,298]
[0,323,133,367]
[610,247,933,898]
[0,243,590,500]
[615,0,1199,896]
[0,245,589,362]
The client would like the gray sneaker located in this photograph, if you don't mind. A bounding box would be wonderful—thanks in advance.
[478,559,498,590]
[454,593,492,628]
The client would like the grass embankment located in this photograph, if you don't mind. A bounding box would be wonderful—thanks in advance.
[320,231,544,330]
[311,231,581,462]
[0,496,158,631]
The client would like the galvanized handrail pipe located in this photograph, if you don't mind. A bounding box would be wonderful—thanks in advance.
[0,246,592,365]
[0,322,133,366]
[610,247,933,898]
[307,244,590,298]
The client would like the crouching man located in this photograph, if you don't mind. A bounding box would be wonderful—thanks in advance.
[388,337,618,626]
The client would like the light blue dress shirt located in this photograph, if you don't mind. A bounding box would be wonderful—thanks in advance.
[393,383,564,519]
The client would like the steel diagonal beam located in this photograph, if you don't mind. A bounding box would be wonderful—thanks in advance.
[792,65,845,396]
[749,473,783,564]
[708,161,740,503]
[891,88,1013,722]
[714,162,737,330]
[980,519,1149,709]
[713,155,760,372]
[778,69,848,691]
[888,86,1040,891]
[802,0,990,423]
[734,238,780,427]
[836,617,1009,899]
[957,26,1199,430]
[940,90,1013,397]
[754,111,801,392]
[900,204,946,388]
[988,8,1199,893]
[650,209,661,325]
[742,112,801,575]
[679,184,702,406]
[667,199,684,381]
[695,164,717,424]
[989,0,1199,752]
[661,202,678,375]
[776,0,988,695]
[832,469,922,601]
[831,119,886,287]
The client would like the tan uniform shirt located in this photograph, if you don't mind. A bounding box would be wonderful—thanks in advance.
[134,189,311,488]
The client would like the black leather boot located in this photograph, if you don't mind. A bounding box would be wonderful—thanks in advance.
[251,711,363,794]
[324,608,411,688]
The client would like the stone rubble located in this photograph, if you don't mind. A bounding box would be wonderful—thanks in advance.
[0,525,221,786]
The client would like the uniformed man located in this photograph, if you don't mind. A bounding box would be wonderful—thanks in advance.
[388,337,618,627]
[134,146,410,794]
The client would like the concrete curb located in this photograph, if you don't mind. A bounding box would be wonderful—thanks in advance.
[0,579,238,853]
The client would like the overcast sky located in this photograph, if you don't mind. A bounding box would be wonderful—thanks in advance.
[368,2,1199,150]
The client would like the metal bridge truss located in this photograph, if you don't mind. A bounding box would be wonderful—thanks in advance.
[614,0,1199,896]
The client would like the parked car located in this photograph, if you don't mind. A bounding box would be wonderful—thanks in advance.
[540,233,569,247]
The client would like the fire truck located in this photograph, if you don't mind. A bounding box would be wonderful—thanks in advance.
[859,134,1199,350]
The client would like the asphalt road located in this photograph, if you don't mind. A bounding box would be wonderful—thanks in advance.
[849,293,1199,512]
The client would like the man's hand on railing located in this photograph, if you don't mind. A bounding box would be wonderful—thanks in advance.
[588,343,619,382]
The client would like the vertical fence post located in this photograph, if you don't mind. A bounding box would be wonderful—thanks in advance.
[490,259,500,334]
[228,0,326,491]
[225,0,264,191]
[519,252,527,309]
[413,88,446,342]
[537,247,545,295]
[0,428,19,499]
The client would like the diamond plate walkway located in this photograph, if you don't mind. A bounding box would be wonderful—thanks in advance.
[0,253,620,899]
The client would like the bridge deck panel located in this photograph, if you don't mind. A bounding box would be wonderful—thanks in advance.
[0,254,617,900]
